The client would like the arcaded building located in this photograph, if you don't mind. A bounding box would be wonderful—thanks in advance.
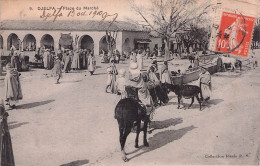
[0,20,153,56]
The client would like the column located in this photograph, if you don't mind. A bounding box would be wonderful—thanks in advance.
[93,38,100,56]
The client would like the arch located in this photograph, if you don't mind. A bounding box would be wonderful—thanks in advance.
[40,34,54,50]
[23,34,36,51]
[99,35,116,54]
[7,33,19,50]
[78,35,94,52]
[0,35,3,49]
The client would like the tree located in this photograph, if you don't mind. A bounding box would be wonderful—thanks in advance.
[178,25,210,53]
[105,30,118,55]
[129,0,212,60]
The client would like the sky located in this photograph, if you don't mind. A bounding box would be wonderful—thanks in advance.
[0,0,259,23]
[0,0,151,22]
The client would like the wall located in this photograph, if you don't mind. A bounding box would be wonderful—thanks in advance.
[150,37,162,51]
[121,31,150,53]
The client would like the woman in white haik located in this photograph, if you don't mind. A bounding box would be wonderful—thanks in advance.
[136,50,143,70]
[88,53,96,75]
[199,67,212,103]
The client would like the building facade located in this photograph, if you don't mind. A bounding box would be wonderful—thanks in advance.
[0,20,152,56]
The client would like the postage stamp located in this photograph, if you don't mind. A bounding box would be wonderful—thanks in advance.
[214,12,255,57]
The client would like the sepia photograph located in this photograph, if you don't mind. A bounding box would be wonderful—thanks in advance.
[0,0,259,165]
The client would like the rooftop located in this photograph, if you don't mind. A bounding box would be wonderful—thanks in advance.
[0,20,149,32]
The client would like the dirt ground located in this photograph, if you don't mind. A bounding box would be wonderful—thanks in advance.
[0,51,259,166]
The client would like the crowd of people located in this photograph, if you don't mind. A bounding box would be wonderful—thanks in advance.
[36,48,95,72]
[106,59,172,109]
[105,54,213,112]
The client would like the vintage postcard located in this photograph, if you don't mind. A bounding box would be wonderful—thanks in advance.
[0,0,259,165]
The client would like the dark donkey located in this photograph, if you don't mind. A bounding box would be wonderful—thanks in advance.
[166,84,202,110]
[114,88,150,162]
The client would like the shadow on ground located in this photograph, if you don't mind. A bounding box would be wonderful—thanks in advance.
[149,118,183,133]
[60,159,89,166]
[128,125,196,161]
[168,98,224,111]
[16,100,55,109]
[8,122,29,130]
[92,72,107,76]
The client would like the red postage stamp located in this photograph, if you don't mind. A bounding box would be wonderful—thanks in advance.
[214,12,255,57]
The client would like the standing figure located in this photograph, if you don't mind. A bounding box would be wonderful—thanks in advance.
[136,50,143,70]
[199,67,212,103]
[43,49,51,69]
[88,53,96,75]
[116,68,127,99]
[145,48,150,59]
[224,17,247,51]
[158,47,162,57]
[10,51,21,72]
[82,50,87,69]
[106,60,118,93]
[127,63,153,107]
[63,51,72,73]
[160,61,171,85]
[52,56,63,84]
[0,100,15,166]
[71,50,80,70]
[148,66,169,106]
[57,50,63,60]
[194,52,200,68]
[115,50,121,63]
[50,51,55,69]
[4,63,23,109]
[148,60,159,79]
[19,51,29,71]
[129,52,137,63]
[250,55,256,69]
[216,55,223,72]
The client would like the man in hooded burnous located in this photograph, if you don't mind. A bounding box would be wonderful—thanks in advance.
[5,63,23,109]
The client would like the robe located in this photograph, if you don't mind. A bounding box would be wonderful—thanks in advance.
[43,52,51,69]
[116,76,127,99]
[52,59,62,79]
[71,52,80,69]
[63,54,72,72]
[88,56,96,72]
[136,53,143,70]
[217,57,223,72]
[10,56,21,72]
[5,67,23,105]
[106,65,118,93]
[200,71,211,101]
[160,64,171,84]
[0,105,15,166]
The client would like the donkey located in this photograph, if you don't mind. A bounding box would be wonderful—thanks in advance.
[166,84,202,110]
[114,97,150,162]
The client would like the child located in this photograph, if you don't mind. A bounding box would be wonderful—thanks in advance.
[52,56,63,84]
